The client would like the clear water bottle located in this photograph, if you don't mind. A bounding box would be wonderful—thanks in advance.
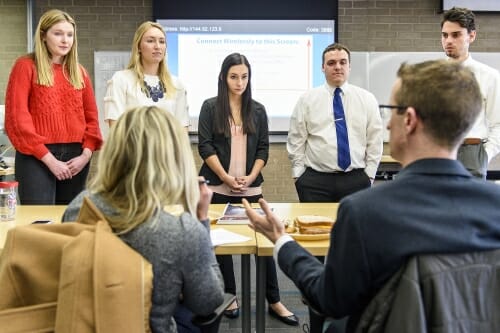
[0,181,18,222]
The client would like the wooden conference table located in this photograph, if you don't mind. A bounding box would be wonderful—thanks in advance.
[0,205,68,250]
[0,202,338,333]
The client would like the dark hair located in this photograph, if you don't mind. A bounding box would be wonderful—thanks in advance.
[322,43,351,65]
[441,7,476,32]
[395,60,481,149]
[215,52,255,136]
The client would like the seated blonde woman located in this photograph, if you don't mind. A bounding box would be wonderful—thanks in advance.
[62,106,224,333]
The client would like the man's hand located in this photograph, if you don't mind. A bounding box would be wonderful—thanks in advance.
[242,198,286,243]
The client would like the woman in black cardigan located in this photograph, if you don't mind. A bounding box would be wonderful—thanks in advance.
[198,53,299,326]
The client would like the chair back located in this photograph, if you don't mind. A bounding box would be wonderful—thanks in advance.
[357,249,500,333]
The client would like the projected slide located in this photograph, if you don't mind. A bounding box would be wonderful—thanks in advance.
[159,19,335,132]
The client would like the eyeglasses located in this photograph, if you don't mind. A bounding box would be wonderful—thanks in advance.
[379,105,409,119]
[379,105,408,114]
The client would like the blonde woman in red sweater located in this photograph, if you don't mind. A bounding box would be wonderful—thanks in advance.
[5,9,102,205]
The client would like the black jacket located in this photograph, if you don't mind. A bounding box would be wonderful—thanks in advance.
[197,97,269,187]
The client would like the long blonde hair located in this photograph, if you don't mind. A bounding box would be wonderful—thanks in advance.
[89,106,199,233]
[33,9,84,88]
[128,21,176,99]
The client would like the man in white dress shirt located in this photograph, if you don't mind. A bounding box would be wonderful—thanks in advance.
[441,7,500,179]
[286,42,383,333]
[287,43,383,203]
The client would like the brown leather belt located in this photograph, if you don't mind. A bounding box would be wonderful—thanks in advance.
[462,138,482,145]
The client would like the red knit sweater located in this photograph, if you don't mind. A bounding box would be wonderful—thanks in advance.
[5,56,103,159]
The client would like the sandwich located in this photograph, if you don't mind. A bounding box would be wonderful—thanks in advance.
[294,215,335,235]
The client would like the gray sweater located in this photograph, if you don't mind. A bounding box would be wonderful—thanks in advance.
[62,191,224,333]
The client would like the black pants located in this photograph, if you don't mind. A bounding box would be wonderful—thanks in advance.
[15,143,90,205]
[211,192,280,304]
[174,302,222,333]
[324,317,348,333]
[295,168,371,203]
[296,168,370,333]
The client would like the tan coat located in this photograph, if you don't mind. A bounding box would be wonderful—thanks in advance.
[0,198,153,333]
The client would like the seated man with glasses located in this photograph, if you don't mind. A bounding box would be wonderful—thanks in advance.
[243,59,500,333]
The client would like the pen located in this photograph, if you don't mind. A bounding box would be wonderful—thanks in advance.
[199,179,210,185]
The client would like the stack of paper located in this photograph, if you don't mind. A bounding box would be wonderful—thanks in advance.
[210,228,251,246]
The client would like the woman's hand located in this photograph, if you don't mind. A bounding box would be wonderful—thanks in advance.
[196,177,213,221]
[41,153,73,181]
[223,175,245,193]
[66,151,91,176]
[235,175,255,191]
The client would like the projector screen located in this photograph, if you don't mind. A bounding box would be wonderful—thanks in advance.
[158,19,336,133]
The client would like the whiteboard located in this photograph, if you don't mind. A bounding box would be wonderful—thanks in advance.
[350,51,500,105]
[442,0,500,11]
[94,51,130,137]
[350,52,500,141]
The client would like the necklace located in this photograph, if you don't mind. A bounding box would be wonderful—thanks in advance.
[144,80,164,102]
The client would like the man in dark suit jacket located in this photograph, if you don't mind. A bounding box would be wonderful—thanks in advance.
[243,59,500,333]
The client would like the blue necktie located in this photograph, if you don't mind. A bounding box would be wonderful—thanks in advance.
[333,88,351,170]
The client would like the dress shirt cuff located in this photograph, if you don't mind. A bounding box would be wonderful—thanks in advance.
[292,166,306,179]
[273,234,295,261]
[364,165,378,180]
[484,144,493,163]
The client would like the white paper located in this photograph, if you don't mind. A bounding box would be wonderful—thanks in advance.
[210,228,252,247]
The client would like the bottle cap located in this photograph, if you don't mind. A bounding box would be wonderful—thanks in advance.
[0,181,19,188]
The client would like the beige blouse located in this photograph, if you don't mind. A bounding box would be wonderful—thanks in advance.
[210,123,262,197]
